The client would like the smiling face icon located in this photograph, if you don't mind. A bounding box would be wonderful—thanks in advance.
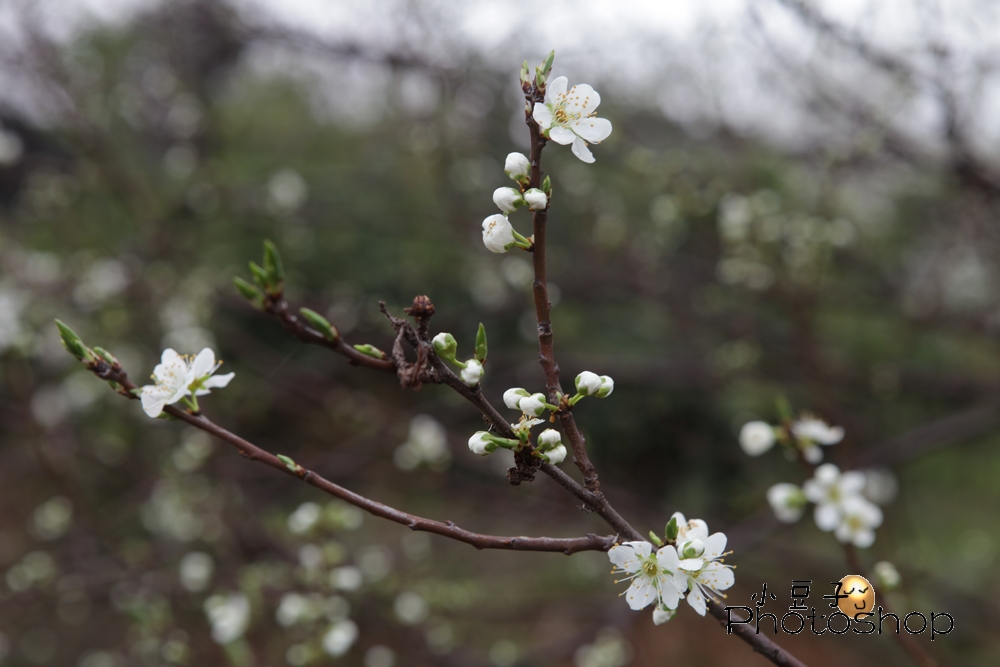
[838,575,875,617]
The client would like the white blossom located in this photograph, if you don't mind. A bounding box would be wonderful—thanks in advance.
[322,619,359,657]
[608,541,687,612]
[504,152,530,181]
[834,496,883,548]
[468,431,493,456]
[503,387,530,410]
[873,561,901,590]
[482,214,515,253]
[739,421,775,456]
[671,512,735,616]
[287,502,322,534]
[511,416,544,439]
[523,188,547,211]
[543,444,567,464]
[792,417,844,445]
[460,359,483,385]
[766,483,806,523]
[518,393,547,417]
[532,77,612,163]
[493,187,523,213]
[204,593,251,644]
[803,463,866,532]
[596,375,614,398]
[139,348,234,418]
[575,371,602,396]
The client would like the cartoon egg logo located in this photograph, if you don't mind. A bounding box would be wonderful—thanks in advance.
[838,575,875,617]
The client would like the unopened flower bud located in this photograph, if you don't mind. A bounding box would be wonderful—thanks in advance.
[652,607,676,625]
[537,428,561,450]
[739,421,776,456]
[681,538,705,559]
[542,444,567,464]
[482,214,515,254]
[504,152,530,182]
[664,516,679,542]
[523,188,547,211]
[575,371,602,396]
[503,387,530,410]
[468,431,495,456]
[493,187,524,213]
[432,332,458,362]
[519,393,547,417]
[596,375,614,398]
[873,561,901,591]
[460,359,484,386]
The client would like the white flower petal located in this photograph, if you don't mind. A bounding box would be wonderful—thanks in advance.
[623,540,652,559]
[657,575,680,608]
[141,389,167,418]
[853,528,876,548]
[686,585,707,616]
[655,545,679,572]
[814,503,841,532]
[563,83,601,115]
[548,125,576,146]
[544,76,568,104]
[700,562,735,591]
[625,577,657,611]
[532,103,554,130]
[678,558,704,572]
[201,372,235,390]
[190,348,216,379]
[608,545,641,573]
[570,136,595,163]
[571,117,612,143]
[703,533,727,560]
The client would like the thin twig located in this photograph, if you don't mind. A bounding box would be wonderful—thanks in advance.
[85,359,616,556]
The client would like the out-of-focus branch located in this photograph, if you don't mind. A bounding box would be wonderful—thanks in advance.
[81,357,616,556]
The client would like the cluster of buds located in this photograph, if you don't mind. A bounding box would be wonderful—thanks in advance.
[432,324,488,386]
[480,154,550,254]
[467,425,566,465]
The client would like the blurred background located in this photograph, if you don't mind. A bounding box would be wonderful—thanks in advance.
[0,0,998,665]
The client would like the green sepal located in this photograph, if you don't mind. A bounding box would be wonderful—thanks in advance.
[475,323,488,363]
[299,308,339,341]
[262,240,285,292]
[665,516,679,542]
[353,344,386,360]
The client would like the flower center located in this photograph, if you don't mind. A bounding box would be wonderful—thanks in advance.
[642,560,658,576]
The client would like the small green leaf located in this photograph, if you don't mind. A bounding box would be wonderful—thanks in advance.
[262,240,285,291]
[277,454,298,472]
[542,174,552,194]
[55,320,93,363]
[649,530,663,547]
[541,49,555,76]
[299,308,338,341]
[475,323,488,363]
[233,276,263,305]
[93,346,120,366]
[353,344,386,360]
[248,261,268,289]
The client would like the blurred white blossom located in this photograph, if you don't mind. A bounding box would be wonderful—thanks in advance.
[394,414,450,471]
[204,593,250,644]
[179,551,214,592]
[322,620,359,657]
[739,421,775,456]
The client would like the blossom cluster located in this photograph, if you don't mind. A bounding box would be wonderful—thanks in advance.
[480,67,612,255]
[738,414,895,547]
[608,512,734,624]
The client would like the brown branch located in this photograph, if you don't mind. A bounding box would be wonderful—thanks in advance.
[523,80,602,495]
[85,359,615,556]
